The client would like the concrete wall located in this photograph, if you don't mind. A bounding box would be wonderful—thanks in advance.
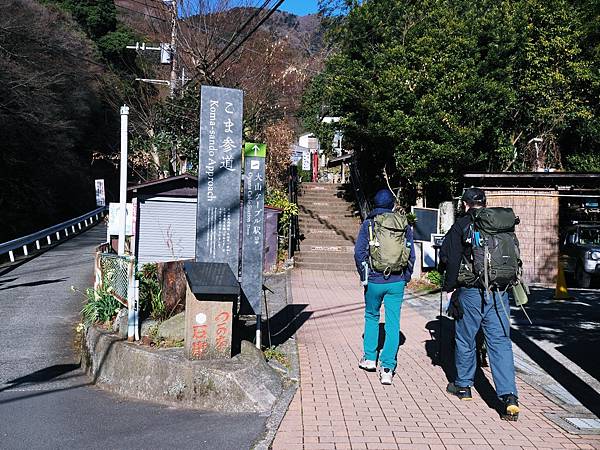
[486,189,559,285]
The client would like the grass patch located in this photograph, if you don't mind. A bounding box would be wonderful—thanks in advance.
[264,345,290,368]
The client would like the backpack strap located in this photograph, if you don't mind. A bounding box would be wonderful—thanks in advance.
[367,218,376,269]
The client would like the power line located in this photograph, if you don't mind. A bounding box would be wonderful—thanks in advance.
[116,2,321,80]
[206,0,273,68]
[125,0,169,12]
[116,3,169,22]
[209,0,285,73]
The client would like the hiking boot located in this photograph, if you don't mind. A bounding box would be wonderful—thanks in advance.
[446,382,473,400]
[358,358,376,372]
[499,394,519,421]
[379,367,393,385]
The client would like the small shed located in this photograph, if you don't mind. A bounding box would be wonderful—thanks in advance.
[128,175,198,265]
[464,172,600,285]
[128,175,282,270]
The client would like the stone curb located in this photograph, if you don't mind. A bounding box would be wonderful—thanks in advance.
[252,269,301,450]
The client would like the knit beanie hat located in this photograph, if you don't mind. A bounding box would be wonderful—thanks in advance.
[373,189,395,209]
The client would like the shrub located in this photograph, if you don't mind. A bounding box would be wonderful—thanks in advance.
[138,263,166,320]
[426,270,443,287]
[266,188,299,236]
[81,286,121,325]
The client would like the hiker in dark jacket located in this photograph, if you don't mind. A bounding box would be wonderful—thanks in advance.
[439,188,519,420]
[354,189,415,385]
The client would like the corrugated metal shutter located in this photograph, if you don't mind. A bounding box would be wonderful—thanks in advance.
[137,197,196,265]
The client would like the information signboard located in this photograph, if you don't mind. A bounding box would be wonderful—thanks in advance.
[241,142,266,314]
[412,207,439,242]
[196,86,243,276]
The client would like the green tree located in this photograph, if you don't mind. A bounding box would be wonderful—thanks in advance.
[302,0,600,202]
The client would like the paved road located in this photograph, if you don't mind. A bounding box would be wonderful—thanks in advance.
[0,225,265,449]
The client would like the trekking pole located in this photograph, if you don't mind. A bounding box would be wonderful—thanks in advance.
[438,272,445,365]
[263,284,273,348]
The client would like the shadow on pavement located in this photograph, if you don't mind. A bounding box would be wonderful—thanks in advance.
[425,316,499,412]
[511,328,600,417]
[0,278,67,291]
[513,286,600,384]
[376,323,406,352]
[0,363,81,393]
[0,337,118,406]
[0,277,18,286]
[268,304,312,347]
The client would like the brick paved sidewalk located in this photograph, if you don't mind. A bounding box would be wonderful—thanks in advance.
[272,269,600,450]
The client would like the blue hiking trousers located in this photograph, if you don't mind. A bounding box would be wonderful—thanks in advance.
[454,287,518,398]
[363,281,406,371]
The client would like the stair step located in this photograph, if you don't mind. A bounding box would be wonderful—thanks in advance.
[298,202,354,209]
[294,261,356,271]
[301,238,355,246]
[302,182,347,189]
[295,253,355,263]
[299,244,354,253]
[299,216,357,223]
[300,223,358,239]
[294,182,359,258]
[299,194,348,200]
[299,216,358,223]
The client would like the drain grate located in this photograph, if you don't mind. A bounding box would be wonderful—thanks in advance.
[546,413,600,435]
[565,417,600,430]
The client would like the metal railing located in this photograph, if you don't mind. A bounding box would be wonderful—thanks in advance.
[0,206,107,263]
[349,157,372,220]
[288,164,301,258]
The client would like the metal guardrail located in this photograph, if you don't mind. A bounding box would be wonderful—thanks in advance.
[0,206,107,263]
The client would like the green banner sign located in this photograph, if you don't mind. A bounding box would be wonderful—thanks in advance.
[244,142,266,158]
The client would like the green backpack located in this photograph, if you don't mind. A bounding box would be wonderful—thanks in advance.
[368,212,411,275]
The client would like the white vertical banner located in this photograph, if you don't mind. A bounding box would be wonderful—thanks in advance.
[95,179,106,207]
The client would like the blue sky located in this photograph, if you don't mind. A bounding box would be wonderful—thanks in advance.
[279,0,320,16]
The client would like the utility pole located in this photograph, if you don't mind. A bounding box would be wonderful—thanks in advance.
[168,0,178,175]
[126,0,180,175]
[169,0,178,98]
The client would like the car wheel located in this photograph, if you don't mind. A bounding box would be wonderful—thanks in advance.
[576,264,591,289]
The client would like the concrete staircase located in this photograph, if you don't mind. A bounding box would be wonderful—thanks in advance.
[294,182,361,271]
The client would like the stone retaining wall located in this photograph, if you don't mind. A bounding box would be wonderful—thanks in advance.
[82,326,282,413]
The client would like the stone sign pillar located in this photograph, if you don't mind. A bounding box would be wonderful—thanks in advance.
[183,262,239,360]
[187,85,243,361]
[241,143,267,315]
[196,85,244,275]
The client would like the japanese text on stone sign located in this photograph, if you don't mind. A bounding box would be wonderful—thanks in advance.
[205,101,237,203]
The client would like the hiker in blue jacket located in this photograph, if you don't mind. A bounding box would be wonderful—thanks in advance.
[354,189,415,385]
